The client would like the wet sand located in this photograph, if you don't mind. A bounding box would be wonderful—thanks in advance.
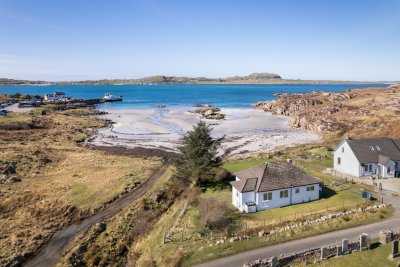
[90,107,320,158]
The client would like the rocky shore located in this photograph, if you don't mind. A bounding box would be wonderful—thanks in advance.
[255,85,400,139]
[189,104,225,120]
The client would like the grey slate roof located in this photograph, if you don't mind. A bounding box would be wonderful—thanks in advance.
[346,137,400,164]
[230,162,321,193]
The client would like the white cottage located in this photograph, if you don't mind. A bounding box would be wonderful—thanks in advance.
[230,162,322,213]
[334,137,400,178]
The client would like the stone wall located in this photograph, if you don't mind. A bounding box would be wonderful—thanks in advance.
[222,204,388,247]
[244,232,375,267]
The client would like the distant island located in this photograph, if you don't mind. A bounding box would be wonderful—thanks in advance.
[0,73,394,85]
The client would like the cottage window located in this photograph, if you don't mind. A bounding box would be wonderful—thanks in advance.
[365,164,372,172]
[280,190,289,198]
[295,188,300,193]
[306,186,315,191]
[263,192,272,201]
[337,157,341,165]
[342,147,344,153]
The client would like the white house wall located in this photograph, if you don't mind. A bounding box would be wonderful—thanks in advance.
[383,161,396,177]
[290,184,320,204]
[254,183,320,211]
[232,187,240,209]
[334,141,361,177]
[233,190,256,212]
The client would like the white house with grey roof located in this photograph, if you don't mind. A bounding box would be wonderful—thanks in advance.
[334,137,400,178]
[230,163,322,213]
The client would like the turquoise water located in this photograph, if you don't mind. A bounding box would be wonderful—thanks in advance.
[0,83,388,109]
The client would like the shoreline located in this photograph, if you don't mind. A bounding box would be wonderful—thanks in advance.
[89,106,321,158]
[0,80,396,87]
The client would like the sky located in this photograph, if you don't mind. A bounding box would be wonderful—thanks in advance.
[0,0,399,81]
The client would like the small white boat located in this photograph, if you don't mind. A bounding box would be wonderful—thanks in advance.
[103,93,123,102]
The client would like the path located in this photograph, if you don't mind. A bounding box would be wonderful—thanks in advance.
[196,191,400,267]
[24,159,172,267]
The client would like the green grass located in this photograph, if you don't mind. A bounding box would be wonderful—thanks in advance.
[222,156,275,173]
[243,187,364,226]
[295,242,398,267]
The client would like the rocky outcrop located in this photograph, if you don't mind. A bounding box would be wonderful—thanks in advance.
[189,104,225,120]
[254,89,392,135]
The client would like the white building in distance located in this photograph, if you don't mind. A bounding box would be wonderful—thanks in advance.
[334,137,400,178]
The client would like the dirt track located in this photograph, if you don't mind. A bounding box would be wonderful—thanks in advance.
[24,158,172,267]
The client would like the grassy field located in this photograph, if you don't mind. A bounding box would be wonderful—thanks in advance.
[55,166,177,267]
[294,242,398,267]
[0,107,162,266]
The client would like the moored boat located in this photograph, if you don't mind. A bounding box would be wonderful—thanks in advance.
[103,93,123,102]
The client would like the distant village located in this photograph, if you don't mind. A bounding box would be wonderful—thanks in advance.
[0,91,123,116]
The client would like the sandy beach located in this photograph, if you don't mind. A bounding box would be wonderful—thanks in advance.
[90,107,320,158]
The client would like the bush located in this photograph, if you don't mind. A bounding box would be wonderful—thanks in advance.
[198,197,229,231]
[213,168,231,182]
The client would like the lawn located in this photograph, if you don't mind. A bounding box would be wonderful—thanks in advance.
[242,186,364,227]
[223,156,275,173]
[220,146,370,228]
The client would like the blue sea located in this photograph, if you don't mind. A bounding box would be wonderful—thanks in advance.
[0,83,388,109]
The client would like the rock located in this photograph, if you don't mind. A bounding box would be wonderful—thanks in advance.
[8,176,21,183]
[1,162,17,175]
[204,110,214,116]
[96,222,107,233]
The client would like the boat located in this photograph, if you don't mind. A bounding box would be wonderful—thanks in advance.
[103,93,123,102]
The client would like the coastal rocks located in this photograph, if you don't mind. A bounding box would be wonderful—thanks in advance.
[190,104,225,120]
[254,90,366,135]
[256,98,323,116]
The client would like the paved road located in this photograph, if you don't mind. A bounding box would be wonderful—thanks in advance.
[196,191,400,267]
[24,159,172,267]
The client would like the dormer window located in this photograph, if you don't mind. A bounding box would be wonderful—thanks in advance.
[376,146,381,151]
[370,146,375,151]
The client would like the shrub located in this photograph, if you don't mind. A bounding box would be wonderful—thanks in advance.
[213,168,231,182]
[198,197,229,231]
